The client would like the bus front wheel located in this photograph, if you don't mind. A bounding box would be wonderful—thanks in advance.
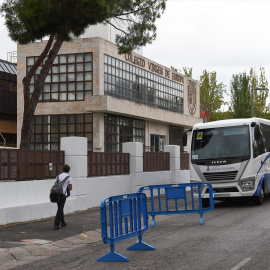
[254,187,264,205]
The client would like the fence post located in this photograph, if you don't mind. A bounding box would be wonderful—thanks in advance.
[122,142,143,193]
[122,142,143,174]
[164,145,181,183]
[60,137,88,178]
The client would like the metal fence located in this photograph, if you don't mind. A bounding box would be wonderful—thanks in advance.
[0,149,65,180]
[88,152,130,177]
[180,152,190,170]
[143,152,170,172]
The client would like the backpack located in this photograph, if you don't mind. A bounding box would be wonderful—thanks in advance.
[50,176,70,203]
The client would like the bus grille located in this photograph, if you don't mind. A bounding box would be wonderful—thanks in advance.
[203,170,238,182]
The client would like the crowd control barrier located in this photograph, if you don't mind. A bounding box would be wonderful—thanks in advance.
[97,193,155,262]
[139,183,215,226]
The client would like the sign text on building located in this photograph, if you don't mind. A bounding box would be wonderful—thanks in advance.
[125,54,184,84]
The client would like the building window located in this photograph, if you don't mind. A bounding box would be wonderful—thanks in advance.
[31,114,93,151]
[0,78,17,119]
[104,114,145,152]
[0,89,17,118]
[169,125,184,152]
[27,53,93,102]
[104,54,184,113]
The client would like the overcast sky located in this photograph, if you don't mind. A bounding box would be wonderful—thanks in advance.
[1,0,270,108]
[143,0,270,108]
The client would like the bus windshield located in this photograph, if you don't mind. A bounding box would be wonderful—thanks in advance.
[191,125,250,161]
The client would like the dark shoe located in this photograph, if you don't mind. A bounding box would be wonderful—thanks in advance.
[54,225,62,230]
[61,222,67,228]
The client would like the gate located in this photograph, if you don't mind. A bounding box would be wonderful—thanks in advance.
[97,193,155,262]
[139,183,215,226]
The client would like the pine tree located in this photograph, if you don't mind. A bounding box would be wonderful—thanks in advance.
[1,0,167,149]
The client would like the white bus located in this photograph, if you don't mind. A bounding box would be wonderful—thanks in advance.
[182,118,270,205]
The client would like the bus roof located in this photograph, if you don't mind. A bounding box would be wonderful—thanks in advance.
[193,118,270,130]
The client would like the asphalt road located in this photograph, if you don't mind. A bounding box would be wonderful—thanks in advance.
[2,197,270,270]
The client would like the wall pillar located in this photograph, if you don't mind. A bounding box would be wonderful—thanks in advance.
[122,142,143,173]
[122,142,143,192]
[164,145,182,183]
[60,137,88,178]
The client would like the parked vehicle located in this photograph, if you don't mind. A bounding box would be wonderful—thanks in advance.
[182,118,270,205]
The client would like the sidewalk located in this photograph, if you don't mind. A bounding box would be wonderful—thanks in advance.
[0,208,102,270]
[0,206,171,270]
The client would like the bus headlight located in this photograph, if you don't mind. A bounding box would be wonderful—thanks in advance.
[239,178,255,192]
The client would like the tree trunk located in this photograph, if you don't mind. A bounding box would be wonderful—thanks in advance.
[20,37,63,149]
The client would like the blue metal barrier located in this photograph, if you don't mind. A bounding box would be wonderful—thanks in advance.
[139,183,215,226]
[97,192,155,262]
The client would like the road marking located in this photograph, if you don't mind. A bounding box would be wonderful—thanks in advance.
[231,258,251,270]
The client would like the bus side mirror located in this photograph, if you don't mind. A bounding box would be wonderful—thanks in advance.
[254,124,261,141]
[182,129,192,146]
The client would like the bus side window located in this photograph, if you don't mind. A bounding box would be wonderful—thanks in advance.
[253,125,265,158]
[261,123,270,152]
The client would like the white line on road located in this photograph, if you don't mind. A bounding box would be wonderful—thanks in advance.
[231,258,251,270]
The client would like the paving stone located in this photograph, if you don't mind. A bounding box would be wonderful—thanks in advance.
[23,244,55,256]
[21,239,52,245]
[0,227,103,269]
[0,251,16,264]
[41,243,63,252]
[64,235,89,244]
[0,256,50,270]
[52,239,84,248]
[7,246,32,260]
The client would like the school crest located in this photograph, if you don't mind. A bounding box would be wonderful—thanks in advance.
[188,80,197,115]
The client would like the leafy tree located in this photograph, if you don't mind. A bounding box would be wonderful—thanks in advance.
[170,66,178,72]
[230,72,250,118]
[170,66,192,78]
[249,67,268,117]
[210,110,234,121]
[1,0,166,149]
[200,70,226,118]
[182,67,192,78]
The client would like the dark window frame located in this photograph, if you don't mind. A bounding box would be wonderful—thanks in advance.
[169,125,184,152]
[104,54,184,113]
[31,114,93,151]
[104,114,145,152]
[27,53,93,102]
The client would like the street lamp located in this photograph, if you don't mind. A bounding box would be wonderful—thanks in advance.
[251,85,268,118]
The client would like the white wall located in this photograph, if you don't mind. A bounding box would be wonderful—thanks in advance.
[0,139,190,226]
[0,171,189,226]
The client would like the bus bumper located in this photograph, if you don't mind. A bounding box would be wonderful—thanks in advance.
[199,183,255,199]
